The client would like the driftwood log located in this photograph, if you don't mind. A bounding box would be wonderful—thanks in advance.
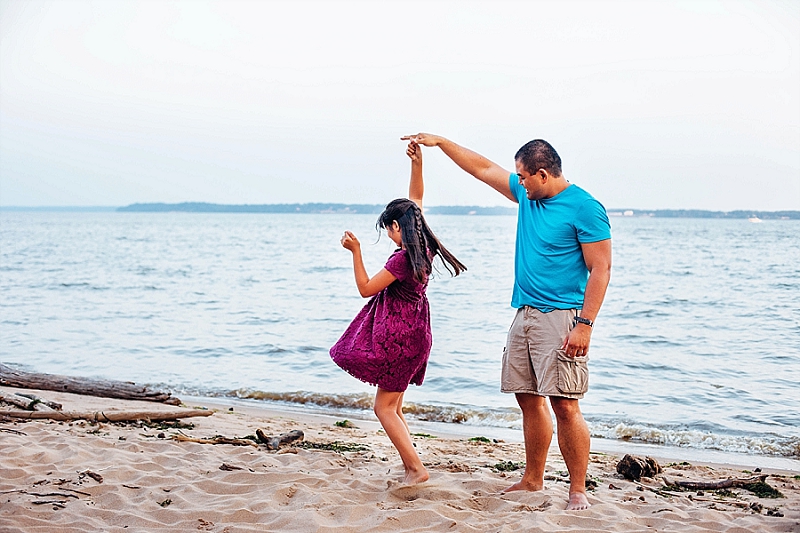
[0,363,180,405]
[255,429,305,450]
[0,391,58,412]
[0,409,213,423]
[15,392,62,411]
[172,434,258,447]
[662,474,767,490]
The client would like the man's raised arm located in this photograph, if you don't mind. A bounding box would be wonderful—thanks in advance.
[401,133,516,203]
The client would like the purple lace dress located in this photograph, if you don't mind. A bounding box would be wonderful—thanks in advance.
[330,249,432,392]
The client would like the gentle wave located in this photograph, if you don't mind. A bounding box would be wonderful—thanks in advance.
[210,388,800,458]
[591,421,800,458]
[223,388,521,425]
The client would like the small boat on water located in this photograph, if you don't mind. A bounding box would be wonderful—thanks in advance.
[748,216,763,223]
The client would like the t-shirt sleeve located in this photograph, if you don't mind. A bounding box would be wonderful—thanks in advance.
[384,250,409,281]
[575,198,612,243]
[508,173,524,202]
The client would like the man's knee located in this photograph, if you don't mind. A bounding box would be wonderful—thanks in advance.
[516,393,547,412]
[550,397,582,420]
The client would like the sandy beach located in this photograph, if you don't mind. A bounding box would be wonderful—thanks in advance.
[1,386,798,533]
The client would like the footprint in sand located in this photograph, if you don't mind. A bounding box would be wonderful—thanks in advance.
[387,480,459,502]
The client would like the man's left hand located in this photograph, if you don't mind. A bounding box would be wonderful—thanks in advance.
[562,324,592,358]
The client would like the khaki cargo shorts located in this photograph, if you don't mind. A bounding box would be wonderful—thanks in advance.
[501,306,589,399]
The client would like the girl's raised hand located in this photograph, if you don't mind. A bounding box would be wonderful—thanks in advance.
[340,231,360,252]
[406,141,420,161]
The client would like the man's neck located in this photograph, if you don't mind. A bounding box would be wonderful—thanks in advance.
[543,176,570,199]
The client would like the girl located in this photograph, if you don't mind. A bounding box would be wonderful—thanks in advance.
[330,141,466,485]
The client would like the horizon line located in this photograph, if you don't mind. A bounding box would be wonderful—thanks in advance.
[1,202,798,214]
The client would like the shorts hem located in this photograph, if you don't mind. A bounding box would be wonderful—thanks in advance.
[501,388,584,399]
[500,388,539,395]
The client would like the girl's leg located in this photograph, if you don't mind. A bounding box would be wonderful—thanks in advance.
[396,392,410,434]
[374,388,429,485]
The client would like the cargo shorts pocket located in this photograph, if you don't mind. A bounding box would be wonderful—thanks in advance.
[556,352,589,394]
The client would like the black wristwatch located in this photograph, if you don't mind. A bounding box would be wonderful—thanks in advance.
[574,316,593,328]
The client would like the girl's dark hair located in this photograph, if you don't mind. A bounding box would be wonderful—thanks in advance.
[377,198,466,284]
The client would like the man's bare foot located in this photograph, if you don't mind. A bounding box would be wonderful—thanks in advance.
[566,491,590,510]
[403,468,429,485]
[502,479,544,493]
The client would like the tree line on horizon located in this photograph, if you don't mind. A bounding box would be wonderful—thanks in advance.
[114,202,800,219]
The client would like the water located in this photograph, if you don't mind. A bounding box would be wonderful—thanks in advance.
[1,212,799,465]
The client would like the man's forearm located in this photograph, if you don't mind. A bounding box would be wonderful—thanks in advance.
[580,268,611,323]
[434,137,498,181]
[403,133,514,200]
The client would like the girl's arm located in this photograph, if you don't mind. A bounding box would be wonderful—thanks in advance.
[341,231,397,297]
[407,142,423,210]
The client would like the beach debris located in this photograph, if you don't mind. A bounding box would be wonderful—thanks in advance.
[298,440,369,453]
[468,436,491,443]
[219,463,244,471]
[197,519,215,531]
[61,487,91,496]
[172,434,258,447]
[16,392,62,411]
[79,470,103,484]
[0,408,214,423]
[256,428,304,450]
[116,419,196,431]
[8,476,96,511]
[334,419,356,428]
[633,480,675,497]
[0,390,62,411]
[158,498,172,507]
[0,363,181,405]
[616,454,662,481]
[29,491,79,499]
[32,499,67,509]
[493,460,525,472]
[662,474,784,498]
[740,480,784,498]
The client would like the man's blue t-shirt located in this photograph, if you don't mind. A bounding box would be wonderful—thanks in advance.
[509,173,611,311]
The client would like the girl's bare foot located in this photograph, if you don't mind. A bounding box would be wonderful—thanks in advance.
[566,491,590,510]
[403,467,429,485]
[502,479,544,493]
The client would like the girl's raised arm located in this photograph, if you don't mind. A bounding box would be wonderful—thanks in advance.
[407,142,423,210]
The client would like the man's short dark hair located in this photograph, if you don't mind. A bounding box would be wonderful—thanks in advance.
[515,139,562,177]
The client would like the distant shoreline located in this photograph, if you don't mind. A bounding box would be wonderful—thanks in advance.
[1,203,798,219]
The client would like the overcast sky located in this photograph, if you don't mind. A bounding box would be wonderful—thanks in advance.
[1,0,798,210]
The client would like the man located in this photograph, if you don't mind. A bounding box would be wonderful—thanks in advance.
[401,133,612,511]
